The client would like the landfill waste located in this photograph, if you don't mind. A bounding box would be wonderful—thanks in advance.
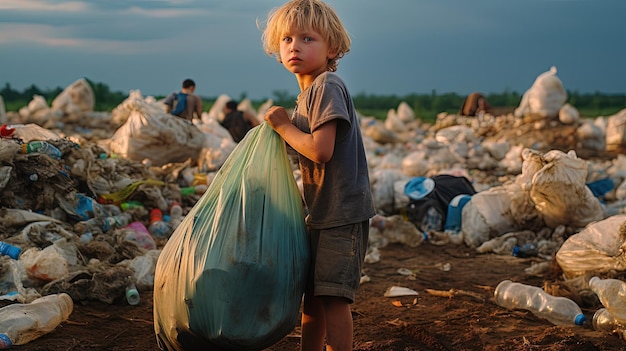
[1,72,626,346]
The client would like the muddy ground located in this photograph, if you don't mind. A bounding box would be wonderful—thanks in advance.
[4,240,625,351]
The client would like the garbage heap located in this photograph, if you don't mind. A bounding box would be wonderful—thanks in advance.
[0,69,625,306]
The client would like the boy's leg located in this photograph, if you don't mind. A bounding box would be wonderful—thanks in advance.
[322,296,353,351]
[300,293,326,351]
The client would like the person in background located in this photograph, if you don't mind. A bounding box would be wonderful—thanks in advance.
[220,100,260,142]
[164,78,203,121]
[260,1,376,350]
[459,92,490,117]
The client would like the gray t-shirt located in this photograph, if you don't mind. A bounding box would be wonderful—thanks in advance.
[291,72,376,229]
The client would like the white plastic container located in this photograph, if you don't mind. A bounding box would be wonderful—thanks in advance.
[494,280,587,326]
[0,293,73,348]
[589,276,626,323]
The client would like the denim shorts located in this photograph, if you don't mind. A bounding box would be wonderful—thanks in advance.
[307,221,369,303]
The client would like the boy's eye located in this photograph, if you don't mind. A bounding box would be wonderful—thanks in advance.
[304,37,313,42]
[282,37,292,42]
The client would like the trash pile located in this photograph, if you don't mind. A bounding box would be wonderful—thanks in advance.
[0,67,625,338]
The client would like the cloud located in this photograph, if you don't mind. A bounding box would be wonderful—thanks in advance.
[0,0,89,13]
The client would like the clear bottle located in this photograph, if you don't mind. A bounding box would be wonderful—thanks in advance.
[148,208,170,238]
[21,141,62,160]
[125,283,140,306]
[592,308,626,339]
[494,280,587,326]
[589,276,626,323]
[0,242,21,260]
[0,293,73,348]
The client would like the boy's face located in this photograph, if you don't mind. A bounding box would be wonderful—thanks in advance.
[279,26,335,78]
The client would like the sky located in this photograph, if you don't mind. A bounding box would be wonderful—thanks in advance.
[1,0,625,101]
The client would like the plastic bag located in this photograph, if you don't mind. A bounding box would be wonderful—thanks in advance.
[530,150,604,228]
[556,215,626,279]
[153,123,309,351]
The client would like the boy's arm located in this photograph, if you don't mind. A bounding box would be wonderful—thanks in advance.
[265,106,336,164]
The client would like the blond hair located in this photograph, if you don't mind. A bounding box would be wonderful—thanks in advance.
[260,0,351,72]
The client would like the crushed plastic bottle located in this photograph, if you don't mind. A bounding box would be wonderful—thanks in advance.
[589,276,626,323]
[592,308,626,339]
[0,293,73,348]
[0,242,21,260]
[21,141,62,160]
[494,280,587,326]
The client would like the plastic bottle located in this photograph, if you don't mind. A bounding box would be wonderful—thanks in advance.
[0,293,73,348]
[125,283,140,306]
[589,276,626,323]
[21,141,62,160]
[120,200,144,211]
[168,201,184,231]
[148,208,170,238]
[494,280,587,326]
[592,308,626,339]
[0,242,21,260]
[181,185,207,196]
[123,222,157,250]
[74,213,132,234]
[512,243,539,258]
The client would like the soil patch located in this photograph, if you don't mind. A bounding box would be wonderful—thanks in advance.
[6,242,624,351]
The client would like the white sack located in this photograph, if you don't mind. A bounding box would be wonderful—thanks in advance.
[384,108,405,133]
[108,96,206,166]
[51,78,95,114]
[514,66,567,119]
[371,168,407,215]
[529,150,605,228]
[556,215,626,279]
[461,185,517,248]
[606,108,626,149]
[397,102,415,123]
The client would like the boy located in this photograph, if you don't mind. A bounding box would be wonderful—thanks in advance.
[260,1,376,350]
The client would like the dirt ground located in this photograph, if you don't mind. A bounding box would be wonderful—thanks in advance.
[3,241,625,351]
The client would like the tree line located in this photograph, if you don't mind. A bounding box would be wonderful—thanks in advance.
[2,79,624,121]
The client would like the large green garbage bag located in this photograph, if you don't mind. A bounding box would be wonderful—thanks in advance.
[153,123,309,351]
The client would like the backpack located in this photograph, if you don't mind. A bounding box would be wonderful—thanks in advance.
[170,93,187,116]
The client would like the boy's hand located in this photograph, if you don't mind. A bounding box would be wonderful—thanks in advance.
[264,106,291,132]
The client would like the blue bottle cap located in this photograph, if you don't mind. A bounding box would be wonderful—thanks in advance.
[574,313,587,326]
[0,334,12,348]
[404,177,435,200]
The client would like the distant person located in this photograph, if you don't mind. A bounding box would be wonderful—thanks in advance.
[459,92,490,116]
[164,79,203,121]
[220,100,260,142]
